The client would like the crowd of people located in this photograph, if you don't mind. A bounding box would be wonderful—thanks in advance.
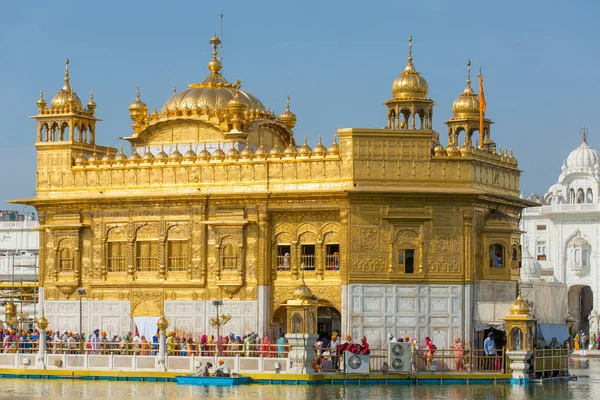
[0,327,291,357]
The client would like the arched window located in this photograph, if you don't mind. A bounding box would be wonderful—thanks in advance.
[221,244,237,270]
[107,241,127,272]
[574,249,581,264]
[587,188,593,203]
[583,249,588,266]
[489,244,504,268]
[577,189,585,204]
[58,247,74,272]
[136,240,159,271]
[569,188,576,204]
[167,240,188,271]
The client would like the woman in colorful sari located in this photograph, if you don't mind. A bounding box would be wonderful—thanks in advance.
[200,334,208,356]
[262,336,271,357]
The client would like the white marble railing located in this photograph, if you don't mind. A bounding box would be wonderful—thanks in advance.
[524,203,600,215]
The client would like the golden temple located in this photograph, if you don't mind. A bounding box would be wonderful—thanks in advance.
[13,34,530,348]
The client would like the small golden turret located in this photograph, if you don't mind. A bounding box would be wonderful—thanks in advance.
[297,136,312,158]
[198,143,211,162]
[312,137,327,158]
[142,146,155,163]
[239,145,254,160]
[183,145,197,162]
[87,91,97,113]
[114,146,128,165]
[155,145,168,163]
[169,144,183,163]
[327,135,340,157]
[37,90,46,111]
[226,146,240,161]
[212,143,225,161]
[254,141,268,160]
[129,147,141,163]
[278,96,297,130]
[129,86,148,132]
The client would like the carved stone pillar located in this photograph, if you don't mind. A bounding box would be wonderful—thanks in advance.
[463,210,473,280]
[291,240,299,279]
[158,238,166,281]
[156,316,168,371]
[316,239,324,280]
[339,210,349,280]
[127,239,135,282]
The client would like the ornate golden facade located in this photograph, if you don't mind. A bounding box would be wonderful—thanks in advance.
[13,35,530,345]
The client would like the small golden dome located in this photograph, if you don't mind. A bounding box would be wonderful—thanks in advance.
[312,137,327,157]
[239,145,254,160]
[278,96,297,130]
[100,152,113,165]
[297,137,312,158]
[452,61,480,117]
[114,146,128,164]
[226,146,239,161]
[142,147,155,163]
[459,145,472,156]
[37,90,46,110]
[445,144,460,156]
[254,143,268,159]
[129,86,148,123]
[433,143,445,156]
[87,151,99,165]
[157,315,169,332]
[51,60,83,111]
[293,279,314,301]
[155,146,168,163]
[87,91,97,112]
[391,37,429,100]
[129,148,141,162]
[327,136,340,157]
[283,141,297,158]
[269,145,282,159]
[183,145,197,162]
[197,144,211,161]
[212,144,225,161]
[169,145,183,163]
[509,295,531,315]
[74,154,86,166]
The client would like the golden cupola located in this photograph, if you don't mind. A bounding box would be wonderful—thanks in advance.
[451,61,479,118]
[385,37,435,131]
[391,36,429,100]
[50,59,83,111]
[444,60,494,150]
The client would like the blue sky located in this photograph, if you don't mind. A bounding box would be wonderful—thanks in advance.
[1,0,599,210]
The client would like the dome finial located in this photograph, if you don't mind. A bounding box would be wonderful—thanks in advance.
[408,36,413,65]
[136,85,141,101]
[581,126,588,143]
[208,33,223,75]
[466,60,472,88]
[173,86,177,94]
[286,95,291,110]
[62,58,72,91]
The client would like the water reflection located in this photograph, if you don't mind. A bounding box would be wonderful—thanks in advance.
[2,359,600,400]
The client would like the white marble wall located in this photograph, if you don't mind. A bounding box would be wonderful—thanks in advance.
[44,300,131,336]
[43,299,258,339]
[165,300,257,338]
[346,284,464,349]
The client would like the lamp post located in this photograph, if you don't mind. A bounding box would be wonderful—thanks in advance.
[210,300,231,356]
[32,252,38,324]
[77,288,86,354]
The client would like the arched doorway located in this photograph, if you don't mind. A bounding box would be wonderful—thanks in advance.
[568,285,593,331]
[317,306,341,336]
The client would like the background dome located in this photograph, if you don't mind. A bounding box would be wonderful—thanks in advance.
[566,139,599,170]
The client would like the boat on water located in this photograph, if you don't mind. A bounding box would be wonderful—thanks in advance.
[175,375,250,386]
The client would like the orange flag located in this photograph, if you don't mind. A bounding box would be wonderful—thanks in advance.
[478,71,486,149]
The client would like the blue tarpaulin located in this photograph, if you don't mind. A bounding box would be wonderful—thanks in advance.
[537,324,569,342]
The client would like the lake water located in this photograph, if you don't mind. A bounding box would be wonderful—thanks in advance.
[1,358,598,400]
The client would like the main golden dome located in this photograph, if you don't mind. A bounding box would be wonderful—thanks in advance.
[452,61,480,117]
[161,34,265,114]
[391,36,429,100]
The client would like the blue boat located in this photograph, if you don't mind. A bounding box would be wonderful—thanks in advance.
[176,375,250,386]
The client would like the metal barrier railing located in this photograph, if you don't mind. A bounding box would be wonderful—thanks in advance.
[532,348,569,377]
[366,347,506,373]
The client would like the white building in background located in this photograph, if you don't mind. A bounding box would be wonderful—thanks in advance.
[521,132,600,333]
[0,210,39,324]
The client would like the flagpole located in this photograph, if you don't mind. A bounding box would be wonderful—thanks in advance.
[479,69,484,150]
